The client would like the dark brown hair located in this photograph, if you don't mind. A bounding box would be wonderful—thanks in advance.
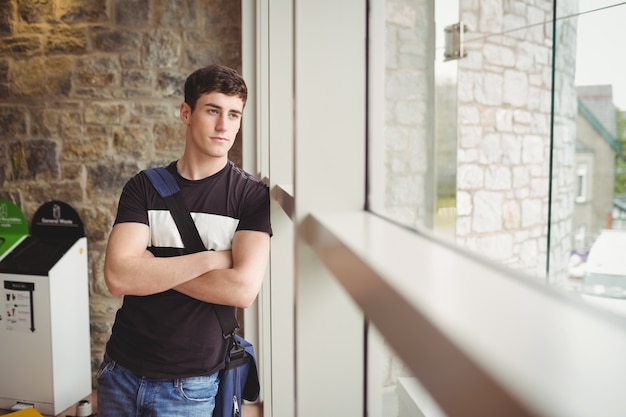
[184,65,248,111]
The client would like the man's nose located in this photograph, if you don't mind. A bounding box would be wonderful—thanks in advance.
[216,114,228,131]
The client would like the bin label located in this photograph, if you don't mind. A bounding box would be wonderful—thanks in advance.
[31,200,84,240]
[0,199,28,258]
[3,281,35,332]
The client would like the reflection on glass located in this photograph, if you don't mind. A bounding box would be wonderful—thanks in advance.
[557,1,626,313]
[369,0,563,280]
[368,0,437,231]
[455,1,560,281]
[368,0,626,415]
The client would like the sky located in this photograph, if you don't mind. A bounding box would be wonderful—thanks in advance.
[575,1,626,109]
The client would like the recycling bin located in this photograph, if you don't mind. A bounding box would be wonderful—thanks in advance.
[0,199,28,262]
[0,200,91,416]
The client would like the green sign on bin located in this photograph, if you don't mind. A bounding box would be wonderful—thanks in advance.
[0,199,29,259]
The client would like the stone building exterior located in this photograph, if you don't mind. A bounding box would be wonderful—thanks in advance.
[455,0,576,282]
[0,0,242,380]
[574,91,619,249]
[455,0,577,284]
[376,0,577,284]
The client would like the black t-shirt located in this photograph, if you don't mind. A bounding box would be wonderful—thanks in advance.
[105,161,272,378]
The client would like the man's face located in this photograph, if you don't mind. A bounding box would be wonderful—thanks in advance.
[181,91,244,159]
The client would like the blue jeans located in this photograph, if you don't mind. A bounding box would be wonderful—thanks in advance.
[96,354,219,417]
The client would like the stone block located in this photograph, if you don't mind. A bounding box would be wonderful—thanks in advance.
[85,102,126,124]
[122,69,154,88]
[21,180,84,206]
[156,70,186,97]
[74,86,115,99]
[0,59,8,82]
[26,138,59,179]
[0,106,28,137]
[503,70,529,107]
[18,0,54,23]
[62,137,109,162]
[155,0,196,28]
[143,29,181,68]
[521,198,542,228]
[46,26,88,53]
[457,164,484,190]
[87,161,139,194]
[93,29,142,52]
[9,142,28,179]
[0,0,15,35]
[475,233,513,261]
[0,142,6,183]
[154,121,185,157]
[473,190,504,233]
[59,0,108,23]
[75,56,121,88]
[11,56,74,96]
[59,110,84,139]
[113,125,153,160]
[62,163,85,181]
[82,205,116,242]
[121,51,141,68]
[521,134,544,164]
[129,102,177,123]
[115,0,149,26]
[184,43,222,68]
[0,35,42,56]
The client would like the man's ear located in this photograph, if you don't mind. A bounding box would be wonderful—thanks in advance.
[180,102,191,124]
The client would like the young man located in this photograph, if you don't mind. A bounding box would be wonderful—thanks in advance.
[97,65,272,417]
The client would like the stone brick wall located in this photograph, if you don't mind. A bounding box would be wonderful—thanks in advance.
[456,0,576,282]
[378,0,576,283]
[382,0,435,230]
[0,0,242,381]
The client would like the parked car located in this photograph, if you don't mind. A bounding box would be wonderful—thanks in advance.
[583,229,626,298]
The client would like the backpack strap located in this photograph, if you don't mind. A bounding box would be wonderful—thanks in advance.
[143,167,180,197]
[143,167,240,338]
[143,167,205,254]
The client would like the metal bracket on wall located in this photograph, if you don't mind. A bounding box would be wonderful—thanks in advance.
[444,21,468,61]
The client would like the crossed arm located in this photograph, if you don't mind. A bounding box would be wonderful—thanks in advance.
[103,222,270,308]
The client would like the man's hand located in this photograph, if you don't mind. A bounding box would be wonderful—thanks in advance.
[174,230,270,308]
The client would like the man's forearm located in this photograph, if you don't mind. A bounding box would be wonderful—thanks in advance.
[174,230,270,308]
[174,268,261,308]
[104,250,231,296]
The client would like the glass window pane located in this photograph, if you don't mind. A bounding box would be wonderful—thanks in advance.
[552,1,626,311]
[368,1,626,414]
[368,0,557,277]
[367,0,437,231]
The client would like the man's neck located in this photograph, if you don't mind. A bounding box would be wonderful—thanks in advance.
[175,156,228,180]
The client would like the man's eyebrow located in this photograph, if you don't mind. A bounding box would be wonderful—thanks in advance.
[205,102,242,115]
